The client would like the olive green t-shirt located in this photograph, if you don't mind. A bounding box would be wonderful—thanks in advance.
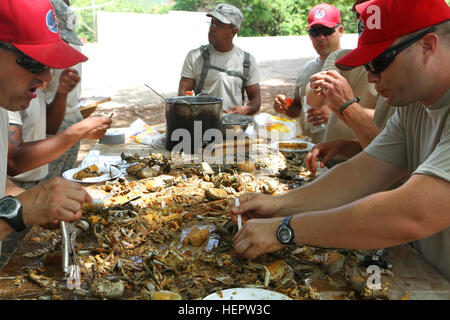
[365,90,450,279]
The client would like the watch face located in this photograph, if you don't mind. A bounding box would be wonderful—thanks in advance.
[279,227,292,242]
[0,198,18,219]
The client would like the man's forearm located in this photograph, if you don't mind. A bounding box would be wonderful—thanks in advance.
[338,104,380,148]
[0,220,13,240]
[178,77,194,96]
[245,99,261,115]
[8,127,85,176]
[274,152,407,216]
[335,139,363,159]
[291,174,450,249]
[5,178,24,196]
[46,92,68,135]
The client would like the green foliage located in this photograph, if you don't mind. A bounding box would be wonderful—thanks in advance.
[71,0,450,42]
[173,0,359,36]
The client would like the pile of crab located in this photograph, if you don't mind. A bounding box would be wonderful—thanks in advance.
[33,152,392,300]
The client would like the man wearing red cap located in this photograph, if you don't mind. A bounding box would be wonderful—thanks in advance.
[230,0,450,280]
[7,0,112,190]
[304,1,395,174]
[274,3,343,143]
[274,3,377,146]
[0,1,93,243]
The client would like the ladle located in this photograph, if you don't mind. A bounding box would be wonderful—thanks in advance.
[144,83,167,102]
[144,84,190,104]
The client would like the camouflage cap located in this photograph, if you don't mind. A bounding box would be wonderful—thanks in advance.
[207,3,243,29]
[50,0,82,46]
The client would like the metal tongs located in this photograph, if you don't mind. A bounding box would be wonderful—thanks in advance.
[61,221,81,289]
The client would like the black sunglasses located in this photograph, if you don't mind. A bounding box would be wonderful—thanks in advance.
[365,26,436,74]
[308,25,337,37]
[0,42,51,74]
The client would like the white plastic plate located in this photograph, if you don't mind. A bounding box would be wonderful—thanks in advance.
[62,166,121,184]
[203,287,292,300]
[272,138,315,153]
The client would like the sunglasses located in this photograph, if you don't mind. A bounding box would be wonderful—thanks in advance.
[308,25,337,37]
[364,26,436,74]
[0,42,51,74]
[208,20,235,30]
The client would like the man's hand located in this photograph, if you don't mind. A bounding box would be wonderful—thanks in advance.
[57,68,81,95]
[228,193,281,224]
[17,177,92,227]
[224,105,253,115]
[223,105,257,115]
[78,116,112,140]
[305,141,342,175]
[273,94,289,114]
[306,105,331,126]
[309,70,355,112]
[305,139,363,175]
[233,217,284,259]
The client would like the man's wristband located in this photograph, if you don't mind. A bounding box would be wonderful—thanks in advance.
[338,97,360,115]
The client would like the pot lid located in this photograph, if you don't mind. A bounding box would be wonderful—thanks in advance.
[222,113,253,125]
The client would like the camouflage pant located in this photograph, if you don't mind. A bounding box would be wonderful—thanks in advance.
[46,109,84,179]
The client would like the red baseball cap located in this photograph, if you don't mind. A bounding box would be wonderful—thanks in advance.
[336,0,450,70]
[0,0,87,69]
[307,3,341,30]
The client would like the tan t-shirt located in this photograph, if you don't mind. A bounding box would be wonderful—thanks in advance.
[181,44,261,111]
[373,96,397,130]
[322,49,378,141]
[7,89,48,182]
[292,57,326,143]
[0,108,8,197]
[365,90,450,280]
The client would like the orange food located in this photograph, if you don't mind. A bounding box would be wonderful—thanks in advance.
[285,97,293,107]
[278,142,307,150]
[182,226,209,246]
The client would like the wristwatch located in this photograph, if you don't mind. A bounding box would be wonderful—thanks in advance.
[0,196,26,232]
[276,216,295,245]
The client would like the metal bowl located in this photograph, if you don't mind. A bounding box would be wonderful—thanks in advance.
[222,114,253,136]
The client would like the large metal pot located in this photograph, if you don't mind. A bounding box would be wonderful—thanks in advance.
[165,96,223,152]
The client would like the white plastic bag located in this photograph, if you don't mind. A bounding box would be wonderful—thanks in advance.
[127,119,165,147]
[254,113,297,141]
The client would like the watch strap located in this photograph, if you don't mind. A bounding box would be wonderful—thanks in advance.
[278,216,295,245]
[338,96,360,115]
[13,208,26,232]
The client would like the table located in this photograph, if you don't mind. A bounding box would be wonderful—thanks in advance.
[1,134,449,300]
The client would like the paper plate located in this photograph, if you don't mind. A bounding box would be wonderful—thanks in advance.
[272,139,315,153]
[203,288,292,300]
[62,166,121,184]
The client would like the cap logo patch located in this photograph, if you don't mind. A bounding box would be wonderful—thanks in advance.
[46,9,58,33]
[315,9,326,19]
